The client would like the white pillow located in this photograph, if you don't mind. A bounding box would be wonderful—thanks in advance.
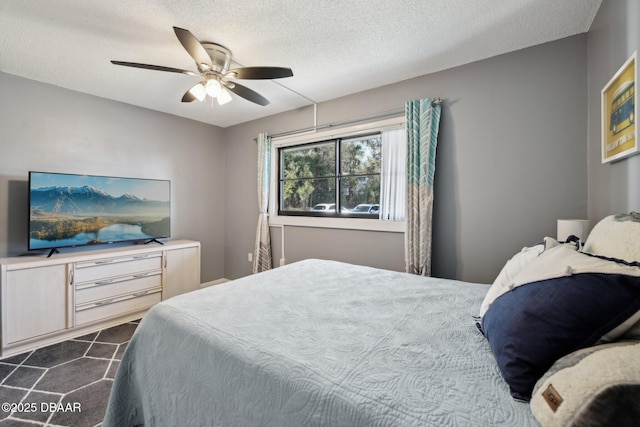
[582,213,640,341]
[479,238,563,317]
[583,213,640,263]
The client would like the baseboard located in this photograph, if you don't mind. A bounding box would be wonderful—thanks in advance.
[200,278,231,288]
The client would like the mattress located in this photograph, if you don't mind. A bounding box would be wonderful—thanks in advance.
[103,259,537,426]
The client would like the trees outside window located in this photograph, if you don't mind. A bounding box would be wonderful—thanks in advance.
[279,134,381,218]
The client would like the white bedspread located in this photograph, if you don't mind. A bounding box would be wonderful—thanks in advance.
[103,259,537,426]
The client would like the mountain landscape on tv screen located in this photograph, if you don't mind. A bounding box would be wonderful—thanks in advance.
[29,185,170,249]
[30,185,169,216]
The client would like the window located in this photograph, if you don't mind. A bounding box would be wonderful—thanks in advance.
[278,134,382,218]
[268,116,405,233]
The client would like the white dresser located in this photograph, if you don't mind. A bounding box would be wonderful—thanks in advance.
[0,239,200,357]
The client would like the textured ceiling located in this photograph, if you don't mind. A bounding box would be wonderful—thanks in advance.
[0,0,602,128]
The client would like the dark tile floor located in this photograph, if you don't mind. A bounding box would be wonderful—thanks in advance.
[0,320,139,427]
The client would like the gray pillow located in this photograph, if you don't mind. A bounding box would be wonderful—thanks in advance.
[530,341,640,427]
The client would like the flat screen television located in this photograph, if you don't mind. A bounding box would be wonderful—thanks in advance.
[28,171,170,255]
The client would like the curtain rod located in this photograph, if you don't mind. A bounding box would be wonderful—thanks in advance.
[257,98,442,141]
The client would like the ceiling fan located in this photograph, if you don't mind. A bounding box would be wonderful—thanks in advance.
[111,26,293,106]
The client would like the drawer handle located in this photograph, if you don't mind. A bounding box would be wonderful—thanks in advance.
[133,255,149,259]
[93,259,113,265]
[133,290,150,297]
[94,299,114,306]
[133,272,153,278]
[95,279,115,285]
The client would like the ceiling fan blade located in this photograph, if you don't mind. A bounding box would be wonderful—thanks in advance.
[182,89,197,103]
[225,82,270,106]
[111,61,198,76]
[173,26,212,69]
[229,66,293,80]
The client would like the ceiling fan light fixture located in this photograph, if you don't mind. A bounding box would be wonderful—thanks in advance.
[217,88,232,105]
[189,83,207,102]
[205,78,223,97]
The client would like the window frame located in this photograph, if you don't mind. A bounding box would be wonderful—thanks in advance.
[268,116,405,233]
[278,133,382,219]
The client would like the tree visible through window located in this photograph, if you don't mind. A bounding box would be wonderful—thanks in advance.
[279,134,381,218]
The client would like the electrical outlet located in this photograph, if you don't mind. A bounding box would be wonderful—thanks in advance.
[248,252,253,262]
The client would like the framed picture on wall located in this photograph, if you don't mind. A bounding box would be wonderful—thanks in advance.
[601,51,637,163]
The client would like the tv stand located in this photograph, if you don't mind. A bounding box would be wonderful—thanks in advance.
[144,238,164,245]
[46,248,59,258]
[0,239,200,358]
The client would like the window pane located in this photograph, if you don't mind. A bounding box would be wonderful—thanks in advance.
[341,136,381,176]
[278,134,385,218]
[283,142,335,179]
[340,175,381,213]
[282,178,335,212]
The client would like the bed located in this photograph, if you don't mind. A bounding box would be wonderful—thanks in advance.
[103,214,640,427]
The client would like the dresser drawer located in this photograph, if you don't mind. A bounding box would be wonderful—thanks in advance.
[75,272,162,305]
[74,253,162,284]
[75,289,161,326]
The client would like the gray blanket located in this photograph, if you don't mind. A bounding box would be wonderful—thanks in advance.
[103,259,537,426]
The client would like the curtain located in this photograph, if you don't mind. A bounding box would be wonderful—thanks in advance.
[380,127,407,221]
[405,98,442,276]
[253,133,273,273]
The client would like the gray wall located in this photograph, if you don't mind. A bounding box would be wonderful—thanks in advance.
[587,0,640,221]
[1,30,598,285]
[225,35,589,283]
[0,72,226,283]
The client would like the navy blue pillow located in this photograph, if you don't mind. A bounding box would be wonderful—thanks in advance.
[481,273,640,401]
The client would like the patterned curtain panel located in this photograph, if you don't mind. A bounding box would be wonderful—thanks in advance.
[253,133,273,273]
[405,98,442,276]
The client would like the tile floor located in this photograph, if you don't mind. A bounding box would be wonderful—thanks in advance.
[0,320,139,427]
